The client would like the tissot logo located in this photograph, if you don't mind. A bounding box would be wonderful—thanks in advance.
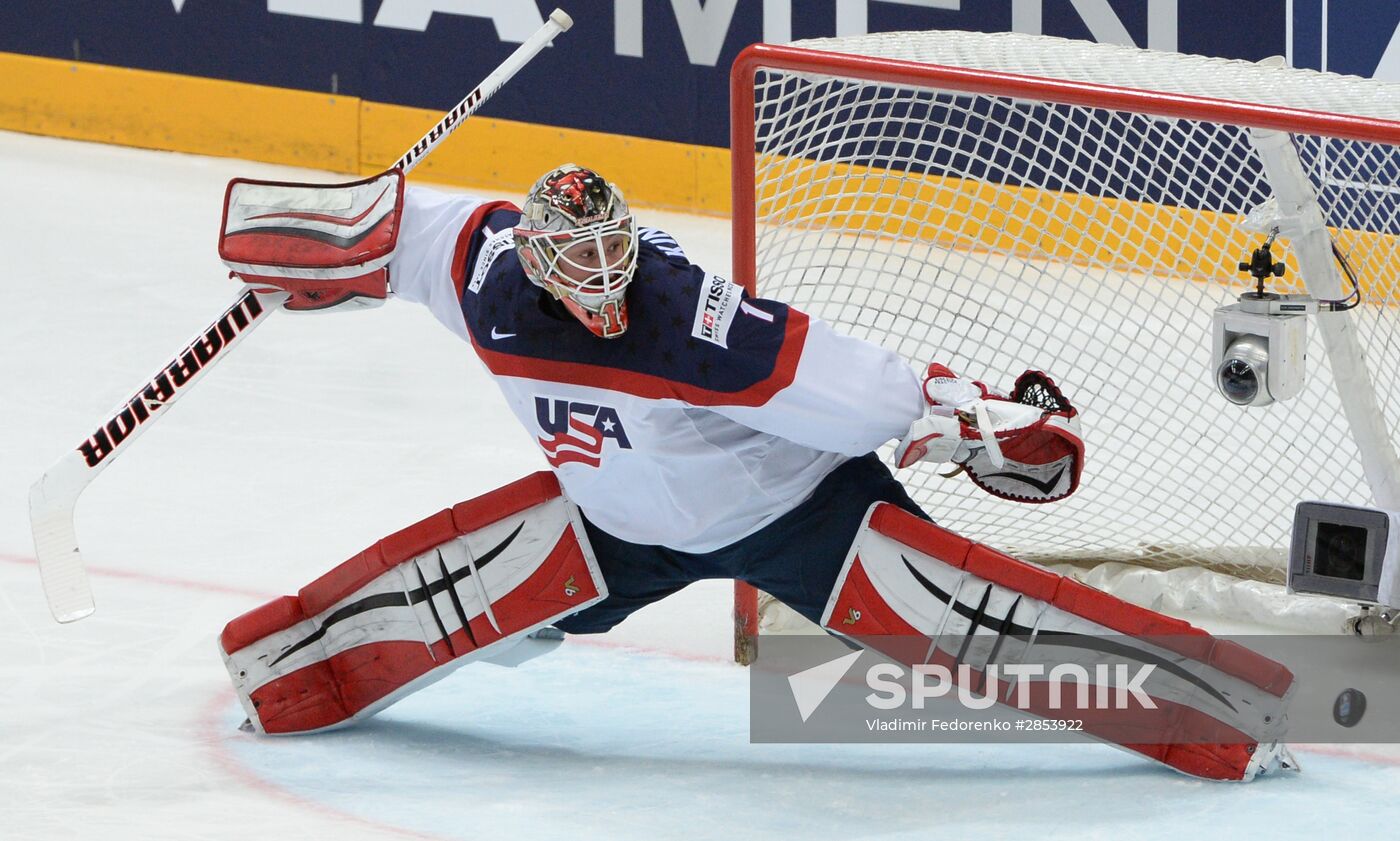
[692,273,740,348]
[699,276,727,338]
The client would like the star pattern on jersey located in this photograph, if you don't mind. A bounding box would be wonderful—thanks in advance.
[464,236,790,395]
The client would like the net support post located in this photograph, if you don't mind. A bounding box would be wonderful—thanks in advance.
[1248,126,1400,509]
[734,582,759,665]
[730,47,762,665]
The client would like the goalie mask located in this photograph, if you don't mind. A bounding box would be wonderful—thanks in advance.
[514,164,638,339]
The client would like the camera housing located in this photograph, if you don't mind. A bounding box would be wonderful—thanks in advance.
[1211,293,1309,406]
[1290,501,1400,609]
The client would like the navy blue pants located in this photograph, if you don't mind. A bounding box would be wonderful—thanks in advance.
[555,453,929,634]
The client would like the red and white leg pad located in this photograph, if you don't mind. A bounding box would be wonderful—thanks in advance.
[823,503,1298,782]
[219,472,605,735]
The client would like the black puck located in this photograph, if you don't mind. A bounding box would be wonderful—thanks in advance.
[1333,688,1367,728]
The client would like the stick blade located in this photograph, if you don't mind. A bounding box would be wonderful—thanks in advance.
[30,473,96,623]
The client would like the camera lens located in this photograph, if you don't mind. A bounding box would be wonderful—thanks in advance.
[1218,359,1258,405]
[1216,336,1271,406]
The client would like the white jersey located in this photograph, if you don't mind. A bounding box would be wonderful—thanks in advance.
[390,186,923,552]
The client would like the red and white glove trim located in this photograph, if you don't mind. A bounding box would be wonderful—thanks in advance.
[963,407,1084,503]
[218,168,404,312]
[893,364,983,469]
[921,362,996,406]
[892,413,964,469]
[894,365,1085,503]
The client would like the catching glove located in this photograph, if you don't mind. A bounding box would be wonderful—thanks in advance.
[893,364,1084,503]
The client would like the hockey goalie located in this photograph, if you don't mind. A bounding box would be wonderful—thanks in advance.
[218,164,1295,782]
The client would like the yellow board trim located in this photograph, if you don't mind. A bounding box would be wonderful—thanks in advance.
[358,100,731,214]
[755,155,1399,299]
[0,52,359,172]
[2,49,1395,293]
[0,51,732,215]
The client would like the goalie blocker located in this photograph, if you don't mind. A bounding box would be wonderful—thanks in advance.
[823,503,1297,782]
[220,472,605,734]
[218,169,405,312]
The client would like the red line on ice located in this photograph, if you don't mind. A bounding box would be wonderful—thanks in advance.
[0,550,736,664]
[0,551,273,599]
[198,689,454,841]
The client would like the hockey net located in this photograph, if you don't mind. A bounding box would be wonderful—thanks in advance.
[731,31,1400,659]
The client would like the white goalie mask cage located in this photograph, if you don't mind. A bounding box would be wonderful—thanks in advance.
[514,164,639,338]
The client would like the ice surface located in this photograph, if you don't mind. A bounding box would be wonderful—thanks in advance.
[2,130,1397,840]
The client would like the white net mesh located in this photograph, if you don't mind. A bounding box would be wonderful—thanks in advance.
[740,32,1400,590]
[788,31,1400,121]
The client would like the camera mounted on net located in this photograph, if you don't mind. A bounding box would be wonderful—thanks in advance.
[1211,227,1362,407]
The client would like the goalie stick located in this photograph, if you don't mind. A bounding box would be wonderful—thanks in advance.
[28,8,575,623]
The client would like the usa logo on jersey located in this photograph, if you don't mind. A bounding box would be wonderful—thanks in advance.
[535,397,633,468]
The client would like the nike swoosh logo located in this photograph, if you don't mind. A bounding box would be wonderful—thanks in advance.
[979,465,1066,495]
[491,327,516,340]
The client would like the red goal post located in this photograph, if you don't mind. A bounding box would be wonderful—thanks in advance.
[729,34,1400,664]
